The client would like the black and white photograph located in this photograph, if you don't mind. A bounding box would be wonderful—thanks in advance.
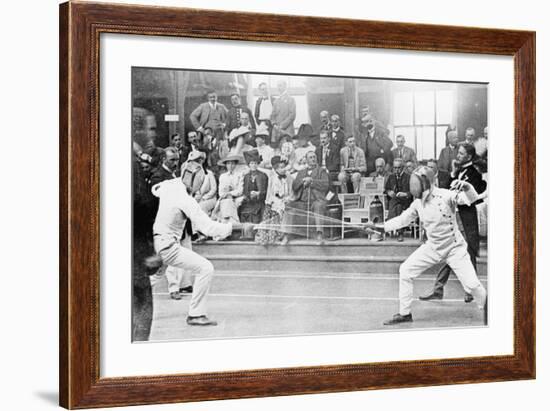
[132,68,489,342]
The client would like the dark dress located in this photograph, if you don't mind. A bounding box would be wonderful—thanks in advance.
[239,170,268,224]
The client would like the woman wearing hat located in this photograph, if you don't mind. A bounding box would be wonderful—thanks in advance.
[212,155,244,224]
[239,150,268,237]
[254,156,294,245]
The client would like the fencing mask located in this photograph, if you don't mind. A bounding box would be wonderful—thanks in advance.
[409,166,435,199]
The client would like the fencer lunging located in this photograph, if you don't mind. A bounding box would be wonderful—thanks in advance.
[365,166,487,325]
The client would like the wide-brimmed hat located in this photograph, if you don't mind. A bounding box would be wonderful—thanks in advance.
[228,125,250,142]
[243,149,261,164]
[271,155,288,168]
[296,123,316,141]
[187,150,206,162]
[217,154,244,166]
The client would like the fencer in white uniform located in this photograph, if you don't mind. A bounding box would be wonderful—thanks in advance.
[366,166,488,325]
[152,174,232,326]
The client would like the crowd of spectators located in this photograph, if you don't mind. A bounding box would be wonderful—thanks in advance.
[133,81,489,245]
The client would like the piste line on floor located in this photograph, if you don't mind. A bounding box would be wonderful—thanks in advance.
[152,291,471,303]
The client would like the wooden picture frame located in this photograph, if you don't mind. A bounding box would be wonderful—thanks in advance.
[59,1,535,408]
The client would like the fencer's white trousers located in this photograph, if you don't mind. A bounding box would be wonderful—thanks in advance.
[154,238,214,317]
[399,242,487,315]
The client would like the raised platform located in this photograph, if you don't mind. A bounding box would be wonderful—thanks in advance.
[194,238,487,276]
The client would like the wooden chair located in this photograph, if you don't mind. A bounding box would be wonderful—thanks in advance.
[338,193,370,239]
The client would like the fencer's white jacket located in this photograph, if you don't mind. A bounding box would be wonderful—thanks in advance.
[384,187,478,256]
[152,178,232,250]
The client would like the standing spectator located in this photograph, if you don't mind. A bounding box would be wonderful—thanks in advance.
[385,158,412,242]
[426,159,451,189]
[227,93,256,135]
[318,110,331,134]
[391,134,417,165]
[329,114,346,150]
[270,80,296,148]
[338,135,367,193]
[255,156,294,245]
[239,150,269,238]
[420,143,487,302]
[254,82,273,128]
[189,89,228,141]
[437,129,460,173]
[132,156,161,341]
[315,129,340,185]
[363,113,393,174]
[150,147,180,187]
[464,127,476,144]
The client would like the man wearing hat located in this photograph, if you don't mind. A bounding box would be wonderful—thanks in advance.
[215,155,244,224]
[291,125,316,173]
[365,166,487,326]
[255,123,274,173]
[239,150,268,238]
[151,163,233,326]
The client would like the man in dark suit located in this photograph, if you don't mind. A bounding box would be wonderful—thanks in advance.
[328,114,346,150]
[150,147,179,187]
[426,159,451,189]
[391,134,417,165]
[315,129,340,186]
[420,143,487,302]
[385,158,413,242]
[437,129,460,173]
[362,114,393,175]
[282,151,330,244]
[226,93,256,135]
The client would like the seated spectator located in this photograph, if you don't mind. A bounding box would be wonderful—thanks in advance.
[255,123,274,173]
[392,134,417,164]
[338,136,367,193]
[255,156,294,245]
[239,150,269,239]
[316,129,340,185]
[369,157,389,181]
[227,93,256,135]
[170,133,188,166]
[240,112,256,145]
[193,152,218,216]
[426,158,451,189]
[281,151,329,244]
[137,152,153,186]
[213,155,244,224]
[329,114,346,150]
[385,158,412,242]
[290,131,316,174]
[150,147,180,187]
[405,159,416,175]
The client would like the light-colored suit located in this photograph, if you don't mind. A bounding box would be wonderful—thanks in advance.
[338,146,367,193]
[190,102,228,138]
[270,93,296,143]
[391,146,417,164]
